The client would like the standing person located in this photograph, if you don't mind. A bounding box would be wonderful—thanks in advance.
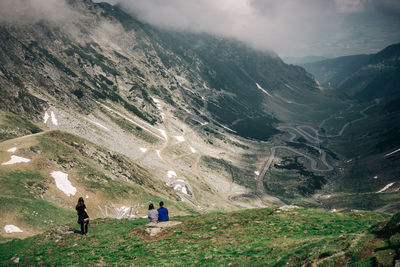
[148,203,158,222]
[157,201,169,222]
[76,197,89,235]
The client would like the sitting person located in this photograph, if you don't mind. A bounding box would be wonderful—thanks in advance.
[147,203,158,222]
[157,201,169,222]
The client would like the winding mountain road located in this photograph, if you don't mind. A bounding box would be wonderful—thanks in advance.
[255,100,379,206]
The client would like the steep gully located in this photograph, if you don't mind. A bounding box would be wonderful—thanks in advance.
[253,101,379,207]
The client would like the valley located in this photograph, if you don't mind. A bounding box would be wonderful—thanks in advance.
[0,0,399,254]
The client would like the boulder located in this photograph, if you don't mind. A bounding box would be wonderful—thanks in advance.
[145,221,182,236]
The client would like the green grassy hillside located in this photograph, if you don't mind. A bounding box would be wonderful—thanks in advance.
[1,208,399,266]
[0,130,198,241]
[0,110,43,142]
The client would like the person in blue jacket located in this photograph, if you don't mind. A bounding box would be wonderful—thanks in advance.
[157,201,169,222]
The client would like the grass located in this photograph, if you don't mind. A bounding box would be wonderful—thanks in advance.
[0,196,75,231]
[0,130,195,243]
[0,169,74,230]
[322,192,400,211]
[0,110,42,142]
[0,208,398,266]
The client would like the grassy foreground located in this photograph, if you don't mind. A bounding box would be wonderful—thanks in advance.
[1,208,399,266]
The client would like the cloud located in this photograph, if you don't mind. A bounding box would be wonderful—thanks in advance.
[335,0,400,14]
[105,0,400,57]
[0,0,79,24]
[98,0,336,54]
[2,0,397,57]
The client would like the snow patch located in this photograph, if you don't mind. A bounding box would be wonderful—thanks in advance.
[385,148,400,157]
[161,113,165,120]
[117,206,130,213]
[43,112,50,123]
[182,186,188,195]
[4,225,23,233]
[87,119,109,131]
[156,150,162,159]
[377,182,395,193]
[114,206,134,219]
[174,184,182,190]
[7,147,17,153]
[192,118,208,126]
[254,171,260,176]
[284,83,295,91]
[50,111,58,126]
[190,147,196,153]
[94,122,109,131]
[152,98,162,110]
[158,129,167,140]
[174,136,185,142]
[51,171,76,197]
[2,156,31,165]
[167,171,177,179]
[219,124,237,133]
[139,148,148,153]
[256,83,272,97]
[173,184,189,195]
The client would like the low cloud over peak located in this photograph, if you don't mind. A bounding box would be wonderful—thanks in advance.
[98,0,400,57]
[1,0,398,57]
[0,0,81,24]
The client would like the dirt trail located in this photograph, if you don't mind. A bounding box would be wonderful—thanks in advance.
[229,193,268,208]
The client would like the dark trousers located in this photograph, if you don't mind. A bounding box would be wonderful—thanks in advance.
[80,221,88,234]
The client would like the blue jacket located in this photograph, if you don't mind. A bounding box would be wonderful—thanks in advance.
[157,207,169,221]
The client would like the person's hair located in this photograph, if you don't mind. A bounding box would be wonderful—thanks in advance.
[149,203,154,210]
[76,197,85,208]
[159,201,164,207]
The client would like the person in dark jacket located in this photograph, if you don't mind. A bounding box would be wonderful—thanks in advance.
[76,197,89,235]
[157,201,169,222]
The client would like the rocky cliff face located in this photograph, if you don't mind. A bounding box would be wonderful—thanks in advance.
[0,0,330,140]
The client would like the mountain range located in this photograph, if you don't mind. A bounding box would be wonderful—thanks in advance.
[0,0,399,243]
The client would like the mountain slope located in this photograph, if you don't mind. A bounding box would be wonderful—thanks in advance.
[299,45,400,210]
[0,129,199,239]
[0,0,341,239]
[300,54,372,89]
[301,43,400,101]
[1,0,399,243]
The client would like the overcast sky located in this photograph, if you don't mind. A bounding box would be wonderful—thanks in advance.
[99,0,400,58]
[1,0,399,58]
